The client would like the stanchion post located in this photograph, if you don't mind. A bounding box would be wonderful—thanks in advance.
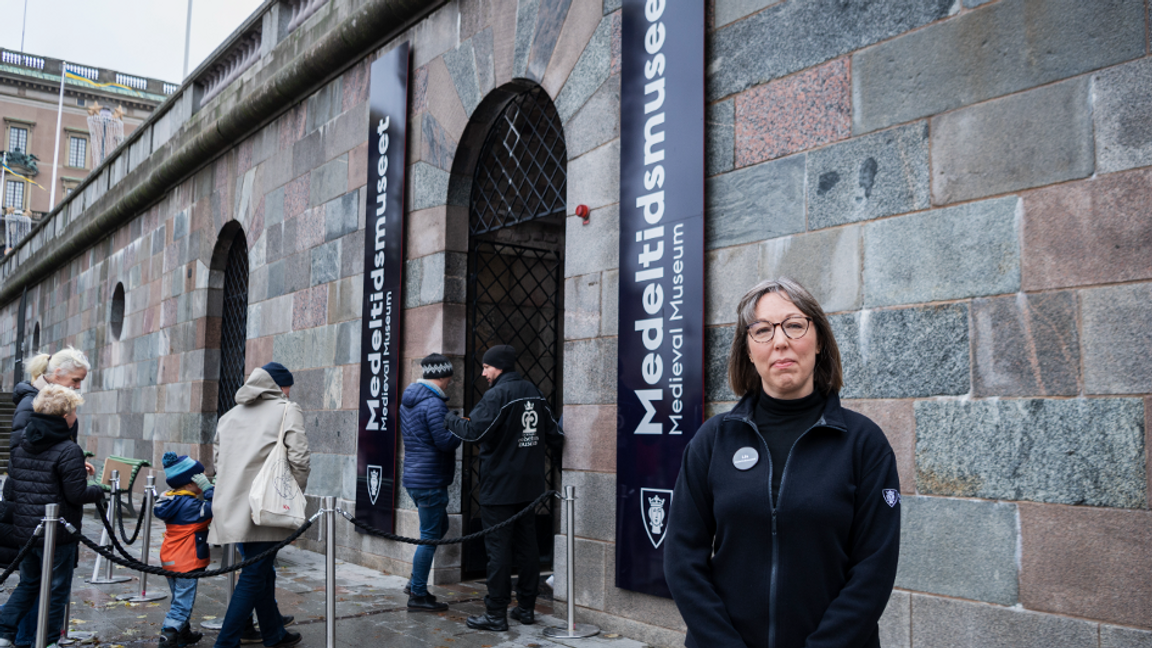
[542,486,599,639]
[201,544,236,630]
[34,504,59,648]
[88,470,130,584]
[58,599,95,645]
[324,496,336,648]
[121,474,166,602]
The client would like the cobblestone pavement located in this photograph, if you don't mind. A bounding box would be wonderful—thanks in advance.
[2,513,649,648]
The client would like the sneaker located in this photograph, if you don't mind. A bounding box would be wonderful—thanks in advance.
[465,613,509,632]
[158,628,179,648]
[241,615,296,644]
[509,606,535,625]
[176,622,203,647]
[0,641,14,648]
[407,594,447,611]
[267,630,302,648]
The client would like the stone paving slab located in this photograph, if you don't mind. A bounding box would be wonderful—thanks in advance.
[3,514,649,648]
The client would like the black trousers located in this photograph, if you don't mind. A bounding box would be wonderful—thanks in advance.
[480,502,539,615]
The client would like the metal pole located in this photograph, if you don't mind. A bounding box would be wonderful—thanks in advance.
[48,62,65,209]
[183,0,194,79]
[323,496,336,648]
[122,474,166,602]
[58,599,94,645]
[88,471,130,584]
[201,544,236,630]
[34,504,59,648]
[542,487,598,639]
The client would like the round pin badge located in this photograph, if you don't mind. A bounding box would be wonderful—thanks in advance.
[733,447,759,471]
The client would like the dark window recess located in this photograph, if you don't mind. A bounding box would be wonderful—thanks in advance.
[109,282,125,340]
[216,231,249,416]
[32,322,39,353]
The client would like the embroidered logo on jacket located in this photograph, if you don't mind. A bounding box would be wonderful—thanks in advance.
[519,401,540,447]
[882,489,901,508]
[640,487,674,548]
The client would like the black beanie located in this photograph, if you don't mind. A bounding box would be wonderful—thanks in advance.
[421,354,454,379]
[481,345,516,372]
[261,362,294,387]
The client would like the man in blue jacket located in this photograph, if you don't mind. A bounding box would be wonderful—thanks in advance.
[399,354,461,611]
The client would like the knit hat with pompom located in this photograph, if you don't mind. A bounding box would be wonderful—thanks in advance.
[162,451,204,489]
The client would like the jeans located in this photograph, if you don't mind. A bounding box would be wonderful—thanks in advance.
[0,543,78,645]
[163,577,199,630]
[213,542,285,648]
[406,487,449,597]
[480,503,539,615]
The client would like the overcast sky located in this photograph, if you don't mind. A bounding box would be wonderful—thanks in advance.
[0,0,266,83]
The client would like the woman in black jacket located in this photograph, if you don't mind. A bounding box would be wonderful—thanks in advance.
[0,384,104,648]
[664,278,900,648]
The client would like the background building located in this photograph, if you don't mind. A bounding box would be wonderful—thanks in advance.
[0,49,172,217]
[0,0,1149,646]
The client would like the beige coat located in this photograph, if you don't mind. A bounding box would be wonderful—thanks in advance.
[208,368,310,545]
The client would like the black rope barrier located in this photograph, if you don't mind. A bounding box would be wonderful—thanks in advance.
[340,489,557,546]
[0,526,43,586]
[72,516,316,580]
[93,499,149,562]
[114,490,146,545]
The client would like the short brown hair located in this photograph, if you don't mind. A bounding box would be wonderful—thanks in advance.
[33,384,85,417]
[727,278,843,397]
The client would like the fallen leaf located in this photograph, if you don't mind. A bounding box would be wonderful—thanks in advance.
[202,616,217,620]
[70,619,87,625]
[137,615,148,618]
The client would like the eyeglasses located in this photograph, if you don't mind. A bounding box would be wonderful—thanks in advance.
[746,316,812,343]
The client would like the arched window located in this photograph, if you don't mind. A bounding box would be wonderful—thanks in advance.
[216,228,249,416]
[32,322,39,353]
[109,282,125,340]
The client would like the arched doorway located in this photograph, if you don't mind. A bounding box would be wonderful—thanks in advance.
[458,83,567,578]
[211,224,249,416]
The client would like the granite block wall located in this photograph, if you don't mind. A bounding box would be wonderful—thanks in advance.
[702,0,1152,644]
[0,0,1149,646]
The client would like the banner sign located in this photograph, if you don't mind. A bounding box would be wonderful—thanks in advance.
[615,0,705,597]
[356,42,410,532]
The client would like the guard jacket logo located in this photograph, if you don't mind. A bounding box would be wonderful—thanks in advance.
[367,465,383,505]
[641,487,673,548]
[519,401,540,448]
[882,489,900,508]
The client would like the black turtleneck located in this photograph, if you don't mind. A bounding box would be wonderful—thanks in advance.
[754,389,826,506]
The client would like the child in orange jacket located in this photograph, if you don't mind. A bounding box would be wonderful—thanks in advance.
[154,452,214,648]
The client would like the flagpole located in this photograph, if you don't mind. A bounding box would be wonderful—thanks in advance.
[49,61,66,210]
[1,151,8,210]
[183,0,194,78]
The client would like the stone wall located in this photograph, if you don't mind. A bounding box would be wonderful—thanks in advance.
[0,0,1149,646]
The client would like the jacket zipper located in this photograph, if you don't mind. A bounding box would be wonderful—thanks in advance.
[734,414,830,648]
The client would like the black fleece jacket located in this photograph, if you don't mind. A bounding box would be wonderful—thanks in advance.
[665,391,900,648]
[443,371,563,505]
[4,413,104,547]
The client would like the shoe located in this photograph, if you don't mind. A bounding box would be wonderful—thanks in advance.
[158,628,179,648]
[0,640,14,648]
[267,631,302,648]
[280,616,295,627]
[407,594,448,611]
[176,622,203,647]
[509,606,535,625]
[241,615,295,644]
[465,613,509,632]
[403,582,411,595]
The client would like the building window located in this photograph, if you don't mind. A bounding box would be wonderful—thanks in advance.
[4,179,25,210]
[68,137,87,168]
[110,282,125,340]
[8,125,28,153]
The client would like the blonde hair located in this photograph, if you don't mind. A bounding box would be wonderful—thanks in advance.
[33,384,85,417]
[47,346,91,376]
[25,353,51,381]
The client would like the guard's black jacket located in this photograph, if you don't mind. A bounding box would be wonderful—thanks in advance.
[3,413,104,548]
[665,391,900,648]
[444,371,563,505]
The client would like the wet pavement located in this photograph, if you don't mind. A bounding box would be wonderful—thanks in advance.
[2,512,650,648]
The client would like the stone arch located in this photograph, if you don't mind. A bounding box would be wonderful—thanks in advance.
[207,221,249,417]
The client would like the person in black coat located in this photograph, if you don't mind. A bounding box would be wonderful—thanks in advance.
[10,348,89,451]
[399,354,461,611]
[0,385,104,648]
[664,278,900,648]
[444,345,563,632]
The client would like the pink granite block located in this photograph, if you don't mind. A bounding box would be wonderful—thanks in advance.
[342,364,359,411]
[285,174,310,220]
[279,103,307,151]
[342,59,370,112]
[246,336,273,376]
[296,206,326,252]
[247,196,265,249]
[562,404,617,472]
[161,298,178,329]
[293,285,329,330]
[348,142,368,192]
[410,64,429,119]
[843,399,915,494]
[735,58,851,167]
[237,137,254,176]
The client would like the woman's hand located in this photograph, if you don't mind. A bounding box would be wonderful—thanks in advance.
[85,461,96,476]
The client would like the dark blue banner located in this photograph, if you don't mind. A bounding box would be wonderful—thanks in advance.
[356,42,409,532]
[615,0,705,597]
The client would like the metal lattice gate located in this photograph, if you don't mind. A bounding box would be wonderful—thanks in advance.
[216,231,249,416]
[462,85,566,579]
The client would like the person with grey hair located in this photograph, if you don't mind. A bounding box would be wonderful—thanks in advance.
[664,278,900,648]
[11,346,91,449]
